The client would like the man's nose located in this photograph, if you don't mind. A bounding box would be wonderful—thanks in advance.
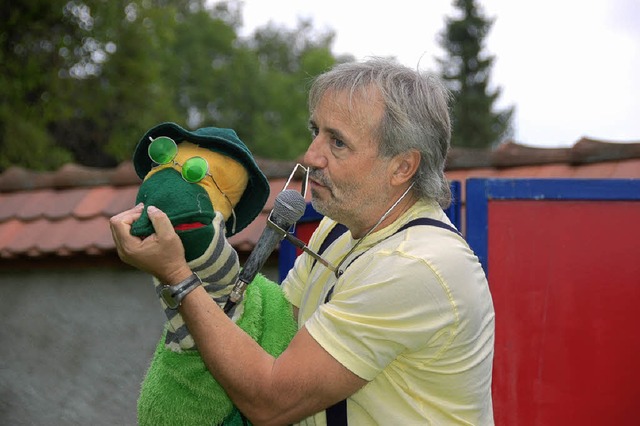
[302,137,327,169]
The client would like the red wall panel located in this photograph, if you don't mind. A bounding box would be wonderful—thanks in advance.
[488,200,640,426]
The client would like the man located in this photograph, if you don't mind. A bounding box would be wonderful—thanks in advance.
[111,57,495,425]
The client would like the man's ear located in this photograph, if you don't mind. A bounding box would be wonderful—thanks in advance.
[391,150,421,186]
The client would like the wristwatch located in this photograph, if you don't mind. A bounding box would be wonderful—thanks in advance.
[158,273,202,309]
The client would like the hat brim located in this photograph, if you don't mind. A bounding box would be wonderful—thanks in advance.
[133,122,270,237]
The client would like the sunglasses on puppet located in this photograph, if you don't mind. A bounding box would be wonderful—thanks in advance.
[145,135,246,233]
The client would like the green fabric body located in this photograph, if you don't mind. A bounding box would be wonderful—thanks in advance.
[137,274,298,426]
[131,169,215,261]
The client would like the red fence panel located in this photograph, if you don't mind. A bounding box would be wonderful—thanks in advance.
[467,179,640,426]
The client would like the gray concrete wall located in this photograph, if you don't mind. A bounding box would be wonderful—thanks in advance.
[0,263,281,425]
[0,268,165,425]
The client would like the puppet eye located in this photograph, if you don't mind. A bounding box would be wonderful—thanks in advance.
[181,156,209,183]
[148,136,178,165]
[148,137,209,183]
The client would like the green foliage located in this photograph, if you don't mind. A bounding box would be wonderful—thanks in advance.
[226,21,338,159]
[0,0,77,169]
[437,0,514,148]
[0,0,340,171]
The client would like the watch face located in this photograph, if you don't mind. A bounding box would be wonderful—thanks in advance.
[160,286,179,309]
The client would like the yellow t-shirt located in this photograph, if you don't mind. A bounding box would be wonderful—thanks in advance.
[282,200,495,425]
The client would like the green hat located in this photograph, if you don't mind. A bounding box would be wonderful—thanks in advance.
[133,122,270,236]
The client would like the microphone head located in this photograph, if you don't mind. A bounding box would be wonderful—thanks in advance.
[273,189,306,224]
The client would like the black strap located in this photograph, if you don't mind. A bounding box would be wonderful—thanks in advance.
[396,217,462,237]
[312,223,348,270]
[322,217,460,426]
[325,398,348,426]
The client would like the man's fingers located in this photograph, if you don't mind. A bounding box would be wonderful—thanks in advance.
[109,203,144,245]
[146,205,176,239]
[108,204,188,281]
[110,203,144,226]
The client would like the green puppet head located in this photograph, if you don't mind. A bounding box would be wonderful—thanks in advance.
[130,122,270,261]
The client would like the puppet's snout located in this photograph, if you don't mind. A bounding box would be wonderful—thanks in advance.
[130,168,216,261]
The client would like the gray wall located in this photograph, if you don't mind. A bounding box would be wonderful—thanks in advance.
[0,268,165,425]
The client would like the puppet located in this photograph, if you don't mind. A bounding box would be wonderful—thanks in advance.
[129,122,298,425]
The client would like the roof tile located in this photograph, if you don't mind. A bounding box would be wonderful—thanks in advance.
[103,186,139,216]
[46,188,91,220]
[74,186,121,219]
[0,219,25,256]
[492,141,572,167]
[0,192,32,221]
[5,218,51,254]
[15,189,59,220]
[61,216,113,252]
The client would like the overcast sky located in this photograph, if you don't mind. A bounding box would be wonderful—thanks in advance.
[236,0,639,148]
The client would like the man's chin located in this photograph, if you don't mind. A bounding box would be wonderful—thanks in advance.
[310,197,336,219]
[310,199,323,215]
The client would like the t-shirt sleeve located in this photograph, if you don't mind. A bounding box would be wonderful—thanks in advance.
[280,251,309,308]
[304,249,459,381]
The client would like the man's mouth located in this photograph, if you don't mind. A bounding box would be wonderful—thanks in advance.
[309,175,327,188]
[309,178,332,195]
[308,169,331,190]
[309,179,322,188]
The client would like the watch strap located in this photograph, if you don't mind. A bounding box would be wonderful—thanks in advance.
[159,272,202,309]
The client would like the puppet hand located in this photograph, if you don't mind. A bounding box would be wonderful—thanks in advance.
[155,211,240,351]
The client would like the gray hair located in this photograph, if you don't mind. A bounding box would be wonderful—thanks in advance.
[308,57,452,207]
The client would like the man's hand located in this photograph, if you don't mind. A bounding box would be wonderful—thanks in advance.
[110,203,191,284]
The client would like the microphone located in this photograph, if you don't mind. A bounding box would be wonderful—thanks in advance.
[223,189,307,315]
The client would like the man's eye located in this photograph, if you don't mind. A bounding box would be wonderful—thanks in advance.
[333,139,346,148]
[309,126,319,138]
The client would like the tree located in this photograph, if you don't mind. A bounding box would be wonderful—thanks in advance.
[0,0,78,170]
[437,0,514,148]
[223,20,339,159]
[0,0,184,169]
[0,0,341,170]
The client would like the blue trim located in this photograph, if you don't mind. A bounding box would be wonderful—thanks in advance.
[278,238,297,282]
[465,179,490,273]
[477,178,640,201]
[465,178,640,275]
[278,203,324,282]
[444,180,461,230]
[299,203,324,223]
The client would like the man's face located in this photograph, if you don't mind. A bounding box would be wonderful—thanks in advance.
[303,88,394,231]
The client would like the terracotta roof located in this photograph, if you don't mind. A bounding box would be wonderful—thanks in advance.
[1,139,638,264]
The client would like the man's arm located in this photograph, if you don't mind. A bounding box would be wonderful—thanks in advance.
[181,286,365,425]
[110,204,366,425]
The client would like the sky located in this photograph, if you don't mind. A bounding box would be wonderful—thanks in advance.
[236,0,640,148]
